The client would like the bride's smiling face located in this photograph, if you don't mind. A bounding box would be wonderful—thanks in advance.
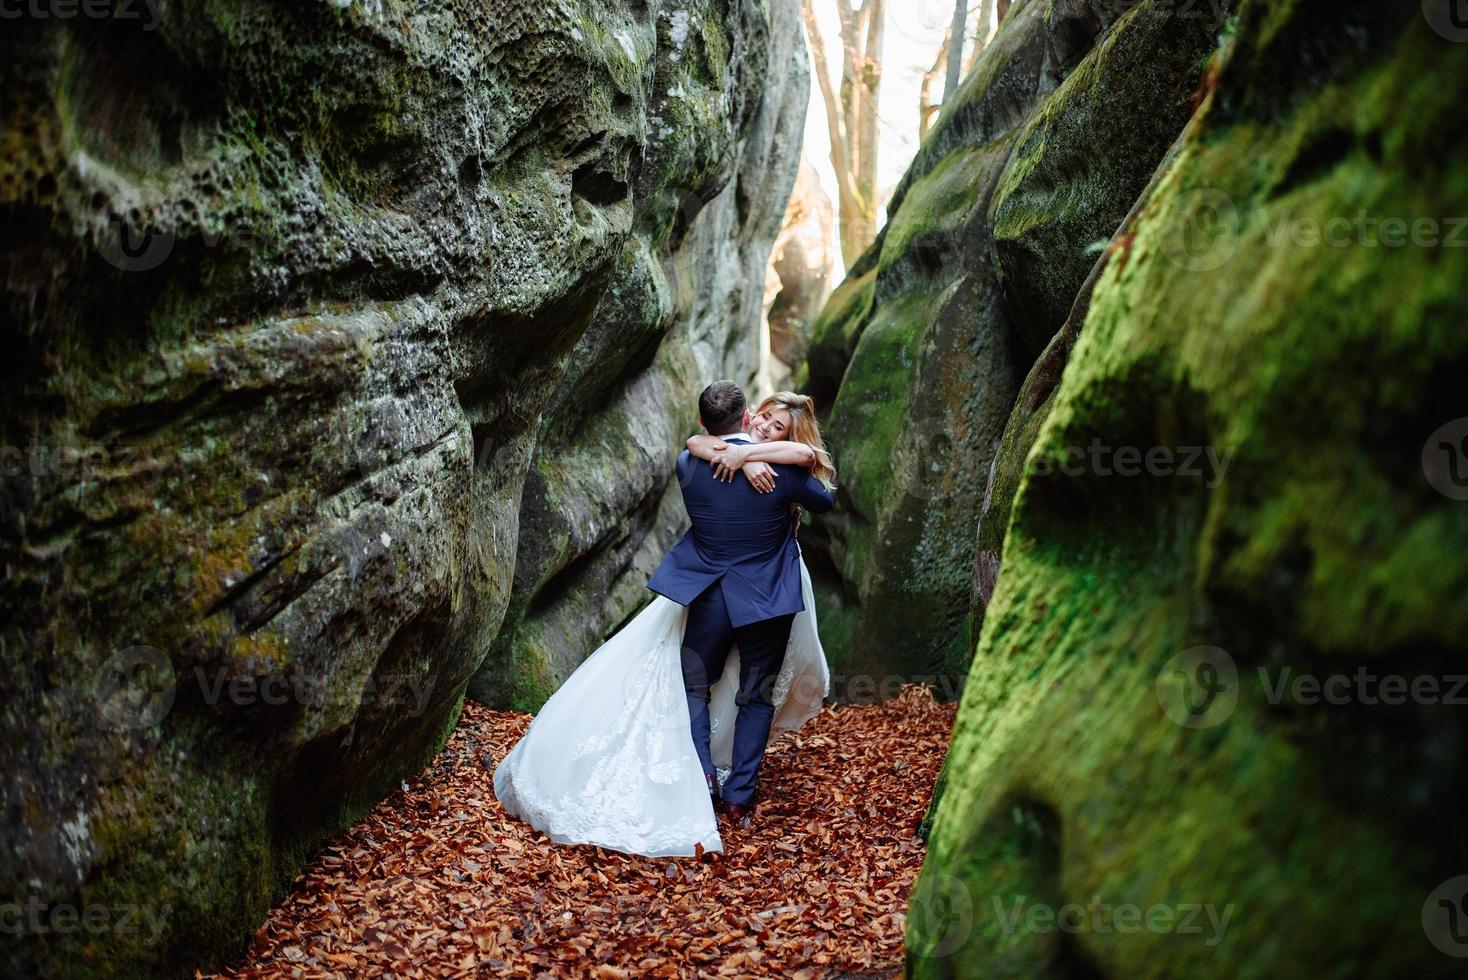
[751,408,792,443]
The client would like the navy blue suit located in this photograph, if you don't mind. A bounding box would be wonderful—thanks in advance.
[648,435,834,805]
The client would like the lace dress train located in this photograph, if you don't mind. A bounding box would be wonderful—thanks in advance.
[492,558,829,857]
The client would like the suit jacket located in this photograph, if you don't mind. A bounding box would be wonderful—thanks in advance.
[647,435,834,627]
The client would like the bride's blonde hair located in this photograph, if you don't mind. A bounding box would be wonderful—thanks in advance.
[752,391,836,488]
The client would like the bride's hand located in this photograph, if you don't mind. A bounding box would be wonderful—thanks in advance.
[742,461,777,493]
[711,444,749,481]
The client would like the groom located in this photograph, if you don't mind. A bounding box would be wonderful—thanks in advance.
[648,380,833,827]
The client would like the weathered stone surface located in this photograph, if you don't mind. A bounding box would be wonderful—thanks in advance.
[0,1,804,975]
[989,0,1214,356]
[469,0,809,709]
[765,158,835,386]
[798,0,1216,685]
[910,0,1468,975]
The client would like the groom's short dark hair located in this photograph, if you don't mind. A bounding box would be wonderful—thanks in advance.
[699,380,746,434]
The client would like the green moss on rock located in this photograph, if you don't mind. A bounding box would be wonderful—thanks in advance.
[0,1,808,977]
[911,4,1468,976]
[799,0,1218,687]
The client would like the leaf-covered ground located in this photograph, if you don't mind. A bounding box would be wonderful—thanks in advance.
[208,685,956,978]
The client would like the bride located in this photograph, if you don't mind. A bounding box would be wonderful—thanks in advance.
[492,391,837,857]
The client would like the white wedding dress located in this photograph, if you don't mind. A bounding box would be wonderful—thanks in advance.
[492,555,829,857]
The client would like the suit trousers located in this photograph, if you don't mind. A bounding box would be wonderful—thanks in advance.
[680,581,796,806]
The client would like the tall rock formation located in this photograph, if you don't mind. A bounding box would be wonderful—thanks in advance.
[0,0,806,975]
[466,0,810,709]
[902,0,1468,976]
[764,158,836,388]
[799,0,1219,685]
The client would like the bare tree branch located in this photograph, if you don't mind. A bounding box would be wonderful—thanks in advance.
[920,28,952,141]
[964,0,998,73]
[943,0,968,101]
[803,0,886,265]
[802,0,850,188]
[857,0,884,214]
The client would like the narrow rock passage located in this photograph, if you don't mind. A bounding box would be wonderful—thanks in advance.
[210,687,955,978]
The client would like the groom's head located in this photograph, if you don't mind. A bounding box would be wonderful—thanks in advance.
[698,380,748,436]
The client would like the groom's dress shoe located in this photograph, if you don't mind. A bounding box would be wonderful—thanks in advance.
[719,801,753,828]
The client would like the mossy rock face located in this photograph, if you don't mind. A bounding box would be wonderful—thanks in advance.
[911,2,1468,976]
[800,0,1218,686]
[471,0,809,709]
[971,0,1224,642]
[989,0,1220,356]
[802,245,879,410]
[0,1,805,975]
